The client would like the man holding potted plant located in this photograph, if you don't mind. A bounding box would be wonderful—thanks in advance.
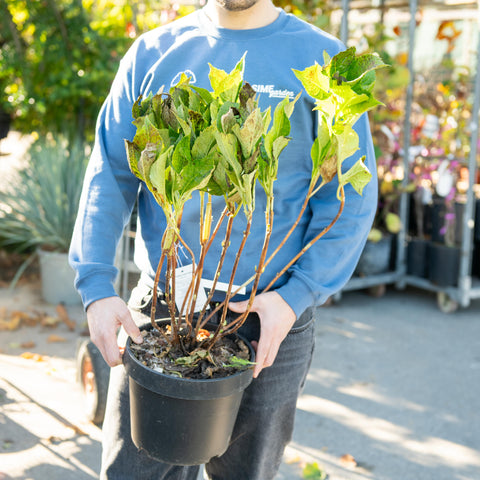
[69,0,378,478]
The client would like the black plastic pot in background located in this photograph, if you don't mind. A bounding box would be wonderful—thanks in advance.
[427,243,460,287]
[472,242,480,278]
[474,198,480,242]
[430,196,446,244]
[354,234,393,276]
[123,321,255,466]
[430,197,465,247]
[406,238,430,278]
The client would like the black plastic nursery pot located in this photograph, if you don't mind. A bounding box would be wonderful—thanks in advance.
[354,235,393,276]
[427,242,460,287]
[123,320,255,466]
[406,238,430,278]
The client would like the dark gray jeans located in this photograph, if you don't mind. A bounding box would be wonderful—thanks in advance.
[100,285,316,480]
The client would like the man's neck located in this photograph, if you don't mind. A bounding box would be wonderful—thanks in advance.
[203,0,279,30]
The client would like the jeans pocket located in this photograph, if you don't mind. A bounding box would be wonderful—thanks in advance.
[289,307,315,335]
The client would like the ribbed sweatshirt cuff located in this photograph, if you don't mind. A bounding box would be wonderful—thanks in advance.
[76,274,119,310]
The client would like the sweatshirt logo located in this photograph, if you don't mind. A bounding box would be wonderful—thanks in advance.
[251,84,295,99]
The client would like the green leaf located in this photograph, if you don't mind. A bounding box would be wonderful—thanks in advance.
[302,462,327,480]
[338,156,372,197]
[192,125,216,160]
[293,63,329,99]
[214,131,241,178]
[311,115,332,172]
[177,155,215,199]
[172,135,192,172]
[132,113,164,150]
[125,140,143,180]
[191,85,214,104]
[149,145,174,206]
[345,52,387,85]
[223,355,255,368]
[272,136,290,163]
[209,53,246,102]
[264,97,291,158]
[336,125,359,163]
[232,107,264,158]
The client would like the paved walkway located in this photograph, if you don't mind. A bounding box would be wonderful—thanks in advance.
[1,281,479,480]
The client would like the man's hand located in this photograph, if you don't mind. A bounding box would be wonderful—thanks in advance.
[228,291,296,378]
[86,296,143,367]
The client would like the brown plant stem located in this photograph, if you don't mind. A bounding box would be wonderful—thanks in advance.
[196,213,234,333]
[150,249,171,344]
[262,185,346,296]
[205,215,252,349]
[221,200,274,337]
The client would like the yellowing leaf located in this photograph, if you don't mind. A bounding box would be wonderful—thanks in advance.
[338,156,372,197]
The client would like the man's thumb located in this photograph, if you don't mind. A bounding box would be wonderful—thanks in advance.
[228,300,248,313]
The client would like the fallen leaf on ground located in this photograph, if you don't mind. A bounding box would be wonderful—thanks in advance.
[302,462,327,480]
[40,315,60,328]
[12,310,40,327]
[56,304,76,331]
[340,453,357,468]
[20,352,46,362]
[20,341,36,349]
[47,334,67,343]
[0,315,21,331]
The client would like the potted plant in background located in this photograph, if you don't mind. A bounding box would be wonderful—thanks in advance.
[355,124,405,277]
[427,160,462,287]
[0,136,88,304]
[122,48,385,465]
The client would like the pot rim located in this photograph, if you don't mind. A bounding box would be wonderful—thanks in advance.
[123,319,255,400]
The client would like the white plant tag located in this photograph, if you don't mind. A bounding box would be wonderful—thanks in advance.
[174,265,208,313]
[173,264,247,313]
[202,279,246,295]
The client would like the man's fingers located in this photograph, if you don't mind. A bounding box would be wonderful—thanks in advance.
[119,310,144,344]
[228,300,249,313]
[104,339,123,367]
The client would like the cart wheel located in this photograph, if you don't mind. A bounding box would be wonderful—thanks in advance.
[76,340,110,425]
[436,292,458,313]
[367,284,386,298]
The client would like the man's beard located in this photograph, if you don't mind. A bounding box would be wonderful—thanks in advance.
[214,0,260,12]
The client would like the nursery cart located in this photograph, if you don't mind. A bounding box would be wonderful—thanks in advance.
[339,0,480,312]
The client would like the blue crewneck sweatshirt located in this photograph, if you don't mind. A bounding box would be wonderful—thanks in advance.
[69,8,378,318]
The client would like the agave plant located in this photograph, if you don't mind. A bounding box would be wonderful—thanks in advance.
[126,48,386,362]
[0,137,88,253]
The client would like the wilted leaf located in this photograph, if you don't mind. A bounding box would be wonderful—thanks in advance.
[340,453,357,468]
[0,315,21,331]
[40,315,60,328]
[20,341,36,349]
[20,352,46,362]
[47,334,67,343]
[338,157,372,197]
[56,304,76,331]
